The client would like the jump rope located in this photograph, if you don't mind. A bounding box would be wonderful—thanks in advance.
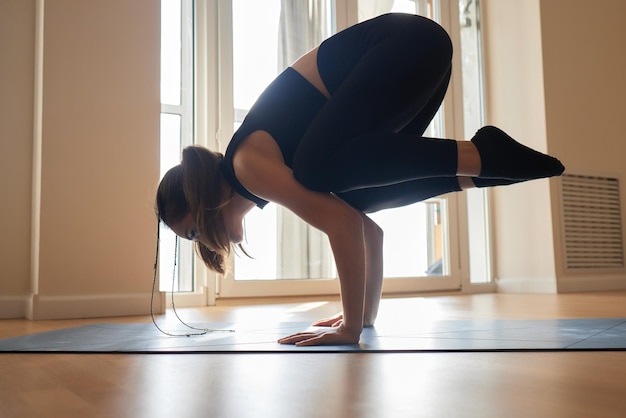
[150,221,235,337]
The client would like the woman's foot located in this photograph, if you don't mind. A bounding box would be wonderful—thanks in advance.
[471,126,565,180]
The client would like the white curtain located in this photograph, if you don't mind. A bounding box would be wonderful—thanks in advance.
[276,0,334,279]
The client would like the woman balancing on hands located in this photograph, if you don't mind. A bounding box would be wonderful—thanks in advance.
[156,14,564,346]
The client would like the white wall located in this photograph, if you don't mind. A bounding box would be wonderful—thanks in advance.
[0,0,161,319]
[482,0,626,292]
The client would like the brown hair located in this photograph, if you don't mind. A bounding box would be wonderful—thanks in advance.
[156,146,233,274]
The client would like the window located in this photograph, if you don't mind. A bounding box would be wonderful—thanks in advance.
[358,0,449,281]
[232,0,335,282]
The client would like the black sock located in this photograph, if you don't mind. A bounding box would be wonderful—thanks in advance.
[471,126,565,180]
[470,177,525,188]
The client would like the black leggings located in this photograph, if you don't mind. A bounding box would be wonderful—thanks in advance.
[291,14,461,213]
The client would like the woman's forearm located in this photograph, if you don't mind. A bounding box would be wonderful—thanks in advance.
[326,214,367,337]
[363,262,383,327]
[362,214,384,326]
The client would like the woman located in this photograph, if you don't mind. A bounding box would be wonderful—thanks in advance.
[156,14,564,346]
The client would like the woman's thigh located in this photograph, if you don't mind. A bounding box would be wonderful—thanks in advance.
[293,14,454,191]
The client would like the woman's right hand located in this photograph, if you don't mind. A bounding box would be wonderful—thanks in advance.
[312,313,343,327]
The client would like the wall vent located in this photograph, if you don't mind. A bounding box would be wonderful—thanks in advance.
[561,173,624,270]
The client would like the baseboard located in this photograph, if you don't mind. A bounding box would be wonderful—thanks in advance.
[462,282,497,294]
[496,275,626,294]
[496,277,558,294]
[27,292,164,320]
[0,295,30,319]
[557,274,626,293]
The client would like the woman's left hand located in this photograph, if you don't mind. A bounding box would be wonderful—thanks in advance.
[278,325,360,346]
[312,313,343,327]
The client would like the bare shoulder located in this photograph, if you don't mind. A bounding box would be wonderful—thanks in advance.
[234,130,283,162]
[231,130,292,203]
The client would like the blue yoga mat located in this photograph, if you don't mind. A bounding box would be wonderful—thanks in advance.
[1,318,626,353]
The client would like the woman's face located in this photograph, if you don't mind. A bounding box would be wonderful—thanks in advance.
[169,212,200,242]
[168,210,244,247]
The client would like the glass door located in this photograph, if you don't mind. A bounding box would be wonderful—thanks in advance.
[216,0,467,298]
[356,0,459,294]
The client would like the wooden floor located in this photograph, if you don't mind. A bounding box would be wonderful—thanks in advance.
[2,292,626,418]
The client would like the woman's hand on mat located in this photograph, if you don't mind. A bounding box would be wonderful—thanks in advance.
[278,325,360,346]
[312,313,343,327]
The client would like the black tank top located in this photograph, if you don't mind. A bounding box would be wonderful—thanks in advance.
[220,67,327,208]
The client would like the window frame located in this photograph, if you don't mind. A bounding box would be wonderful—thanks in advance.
[158,0,201,305]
